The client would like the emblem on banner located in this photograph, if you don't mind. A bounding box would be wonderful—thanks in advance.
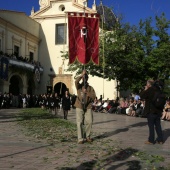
[68,12,99,65]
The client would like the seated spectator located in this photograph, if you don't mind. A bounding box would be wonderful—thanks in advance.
[97,100,109,112]
[117,98,129,114]
[92,97,98,111]
[126,99,136,116]
[135,99,143,116]
[161,99,170,121]
[94,99,102,112]
[100,100,110,113]
[107,99,119,114]
[134,93,140,101]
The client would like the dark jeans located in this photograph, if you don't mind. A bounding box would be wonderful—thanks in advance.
[147,113,163,143]
[117,107,126,114]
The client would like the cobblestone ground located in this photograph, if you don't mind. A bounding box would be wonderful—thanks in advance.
[0,108,170,170]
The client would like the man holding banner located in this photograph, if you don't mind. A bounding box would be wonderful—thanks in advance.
[68,12,99,143]
[75,70,96,144]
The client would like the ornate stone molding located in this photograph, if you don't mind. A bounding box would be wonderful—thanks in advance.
[12,36,22,46]
[49,74,73,94]
[39,0,48,9]
[28,42,36,52]
[0,31,4,38]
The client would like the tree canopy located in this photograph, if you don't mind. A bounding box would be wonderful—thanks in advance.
[62,13,170,96]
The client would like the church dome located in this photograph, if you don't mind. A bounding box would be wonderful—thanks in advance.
[96,2,117,30]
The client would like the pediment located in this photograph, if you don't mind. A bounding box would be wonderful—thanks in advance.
[31,0,96,19]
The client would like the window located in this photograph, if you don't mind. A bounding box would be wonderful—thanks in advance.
[59,5,65,11]
[55,24,67,44]
[14,45,19,57]
[29,52,34,62]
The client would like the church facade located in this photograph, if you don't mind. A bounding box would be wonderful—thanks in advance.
[0,0,118,100]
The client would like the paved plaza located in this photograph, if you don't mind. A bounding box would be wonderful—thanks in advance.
[0,108,170,170]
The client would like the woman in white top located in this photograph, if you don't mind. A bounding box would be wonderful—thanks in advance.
[162,99,170,120]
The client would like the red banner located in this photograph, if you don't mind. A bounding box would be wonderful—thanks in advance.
[68,13,99,65]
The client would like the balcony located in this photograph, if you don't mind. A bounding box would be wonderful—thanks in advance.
[0,53,43,73]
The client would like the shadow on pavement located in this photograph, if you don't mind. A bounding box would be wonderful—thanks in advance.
[0,114,57,123]
[93,119,116,125]
[93,122,147,140]
[163,128,170,142]
[0,144,52,159]
[58,148,142,170]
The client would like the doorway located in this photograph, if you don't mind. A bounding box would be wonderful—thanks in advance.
[54,82,67,98]
[9,75,23,95]
[27,78,35,95]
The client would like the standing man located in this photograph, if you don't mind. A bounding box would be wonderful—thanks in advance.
[75,70,96,144]
[54,93,60,116]
[62,90,71,120]
[140,79,164,144]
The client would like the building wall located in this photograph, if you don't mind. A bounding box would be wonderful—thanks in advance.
[0,1,119,99]
[0,11,39,37]
[0,15,40,61]
[31,0,118,100]
[0,14,40,94]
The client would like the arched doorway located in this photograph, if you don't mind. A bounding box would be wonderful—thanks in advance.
[54,82,67,98]
[27,79,35,95]
[9,75,23,95]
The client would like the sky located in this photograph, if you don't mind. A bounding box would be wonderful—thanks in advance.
[0,0,170,25]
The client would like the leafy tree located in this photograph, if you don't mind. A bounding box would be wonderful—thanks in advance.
[164,79,170,96]
[61,13,170,94]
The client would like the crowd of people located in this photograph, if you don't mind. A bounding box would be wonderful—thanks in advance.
[92,95,170,121]
[0,91,74,119]
[0,91,169,122]
[0,52,42,68]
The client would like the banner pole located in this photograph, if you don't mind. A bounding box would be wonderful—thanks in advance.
[102,15,105,99]
[82,1,86,126]
[101,0,105,99]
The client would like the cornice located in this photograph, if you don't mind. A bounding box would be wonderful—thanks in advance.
[49,74,72,77]
[0,10,40,24]
[31,0,96,19]
[0,17,7,26]
[0,17,40,43]
[31,0,71,18]
[31,14,66,20]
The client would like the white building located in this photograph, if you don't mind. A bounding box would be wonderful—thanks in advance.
[0,0,118,100]
[0,10,41,95]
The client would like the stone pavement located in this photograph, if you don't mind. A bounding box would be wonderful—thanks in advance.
[0,108,170,170]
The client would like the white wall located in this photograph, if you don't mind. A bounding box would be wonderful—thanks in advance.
[33,0,118,99]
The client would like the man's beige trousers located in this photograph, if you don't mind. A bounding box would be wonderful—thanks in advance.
[76,108,93,142]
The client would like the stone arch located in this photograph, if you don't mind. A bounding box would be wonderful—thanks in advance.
[54,82,67,98]
[51,74,73,95]
[9,74,23,95]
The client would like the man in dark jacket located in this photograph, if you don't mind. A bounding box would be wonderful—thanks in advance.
[75,70,96,144]
[140,80,164,144]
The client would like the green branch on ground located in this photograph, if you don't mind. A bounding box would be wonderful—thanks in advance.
[16,108,168,170]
